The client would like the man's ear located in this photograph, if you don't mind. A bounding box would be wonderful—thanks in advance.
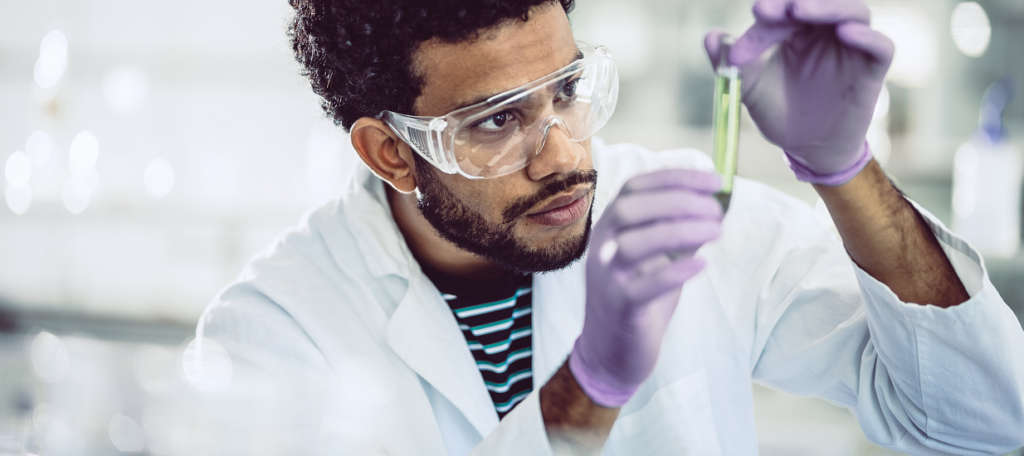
[350,117,418,193]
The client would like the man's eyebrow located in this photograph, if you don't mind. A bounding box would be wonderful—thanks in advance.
[444,48,586,113]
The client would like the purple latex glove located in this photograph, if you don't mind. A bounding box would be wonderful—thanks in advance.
[569,169,723,407]
[704,0,895,186]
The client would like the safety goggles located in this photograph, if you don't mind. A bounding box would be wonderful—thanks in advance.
[378,41,618,179]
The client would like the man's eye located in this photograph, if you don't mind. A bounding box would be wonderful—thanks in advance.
[557,78,581,102]
[477,111,512,131]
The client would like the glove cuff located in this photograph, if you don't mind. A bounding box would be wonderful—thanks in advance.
[568,338,639,408]
[785,142,873,186]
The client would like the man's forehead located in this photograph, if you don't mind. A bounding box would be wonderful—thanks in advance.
[412,3,577,116]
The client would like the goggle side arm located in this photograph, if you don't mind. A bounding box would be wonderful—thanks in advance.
[380,112,459,175]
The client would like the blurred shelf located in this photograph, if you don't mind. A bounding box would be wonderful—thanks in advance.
[0,304,194,344]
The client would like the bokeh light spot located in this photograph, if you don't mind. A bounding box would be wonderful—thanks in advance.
[62,179,90,214]
[29,331,70,383]
[5,184,32,215]
[182,337,233,392]
[5,151,32,188]
[69,131,99,177]
[951,2,991,58]
[104,65,150,114]
[34,30,68,89]
[143,158,175,198]
[26,130,54,167]
[109,415,145,452]
[33,403,80,454]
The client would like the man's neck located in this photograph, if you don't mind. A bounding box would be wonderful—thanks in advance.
[385,184,509,280]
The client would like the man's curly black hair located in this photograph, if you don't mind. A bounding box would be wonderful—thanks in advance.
[289,0,575,131]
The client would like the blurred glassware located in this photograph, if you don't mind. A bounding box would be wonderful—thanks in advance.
[952,75,1021,258]
[870,5,938,88]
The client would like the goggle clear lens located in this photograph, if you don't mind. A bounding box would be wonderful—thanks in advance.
[451,57,616,178]
[381,42,618,179]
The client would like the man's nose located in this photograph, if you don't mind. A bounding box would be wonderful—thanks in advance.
[526,118,585,181]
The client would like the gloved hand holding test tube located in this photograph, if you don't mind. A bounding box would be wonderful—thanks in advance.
[712,35,741,211]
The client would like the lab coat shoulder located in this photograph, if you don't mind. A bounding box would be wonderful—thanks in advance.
[196,176,455,455]
[200,195,394,360]
[194,198,389,401]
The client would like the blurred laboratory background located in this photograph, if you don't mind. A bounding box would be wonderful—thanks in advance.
[1,0,1023,454]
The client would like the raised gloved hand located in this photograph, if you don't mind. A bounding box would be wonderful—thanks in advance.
[704,0,894,185]
[569,169,723,407]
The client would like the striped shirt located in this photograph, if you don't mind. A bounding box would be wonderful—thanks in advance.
[420,263,534,419]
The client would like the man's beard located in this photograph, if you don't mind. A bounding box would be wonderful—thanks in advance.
[413,155,596,275]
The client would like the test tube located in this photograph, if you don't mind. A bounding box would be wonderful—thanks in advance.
[711,36,741,211]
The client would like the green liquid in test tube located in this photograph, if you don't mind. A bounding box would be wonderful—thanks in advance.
[712,36,741,211]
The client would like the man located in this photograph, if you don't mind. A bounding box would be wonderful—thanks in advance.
[195,0,1024,454]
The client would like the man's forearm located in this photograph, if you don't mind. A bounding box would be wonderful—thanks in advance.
[540,361,619,454]
[815,159,969,308]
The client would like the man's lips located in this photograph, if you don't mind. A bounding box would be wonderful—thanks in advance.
[524,187,591,227]
[527,187,591,216]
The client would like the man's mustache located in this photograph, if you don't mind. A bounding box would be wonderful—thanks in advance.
[502,169,598,224]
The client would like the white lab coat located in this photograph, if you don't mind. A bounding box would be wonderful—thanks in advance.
[196,139,1024,455]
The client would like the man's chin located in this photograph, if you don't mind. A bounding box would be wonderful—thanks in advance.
[497,211,593,275]
[518,215,589,244]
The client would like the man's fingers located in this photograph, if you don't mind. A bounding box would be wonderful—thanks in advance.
[788,0,871,24]
[703,28,728,68]
[731,21,801,67]
[615,219,721,266]
[610,190,723,227]
[836,21,895,72]
[733,0,872,67]
[620,169,722,195]
[753,0,870,25]
[751,0,791,23]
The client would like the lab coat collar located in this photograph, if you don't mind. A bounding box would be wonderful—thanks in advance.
[338,161,588,439]
[341,164,411,279]
[340,164,501,437]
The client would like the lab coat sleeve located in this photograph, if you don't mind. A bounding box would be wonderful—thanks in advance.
[469,390,555,456]
[750,202,1024,455]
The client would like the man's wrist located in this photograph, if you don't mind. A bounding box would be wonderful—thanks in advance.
[540,361,619,455]
[786,141,873,186]
[567,342,638,408]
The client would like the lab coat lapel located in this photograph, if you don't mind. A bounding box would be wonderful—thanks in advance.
[386,269,500,439]
[532,262,587,384]
[343,165,498,437]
